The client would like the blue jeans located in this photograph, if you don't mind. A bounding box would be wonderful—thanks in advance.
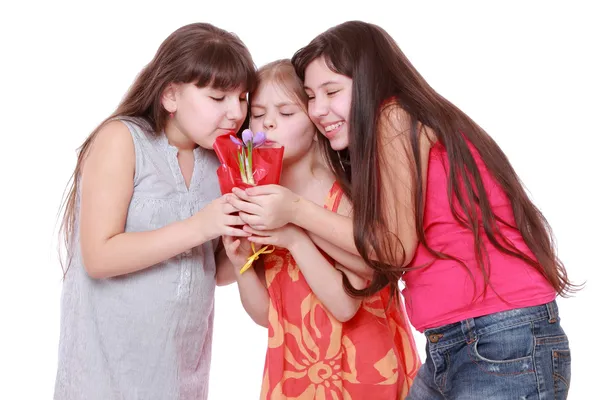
[406,301,571,399]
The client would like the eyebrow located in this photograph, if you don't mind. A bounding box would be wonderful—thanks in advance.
[304,80,339,90]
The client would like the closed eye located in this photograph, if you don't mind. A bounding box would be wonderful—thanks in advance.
[210,96,225,102]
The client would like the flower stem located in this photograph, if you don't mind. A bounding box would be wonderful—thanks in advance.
[247,142,255,185]
[238,151,248,184]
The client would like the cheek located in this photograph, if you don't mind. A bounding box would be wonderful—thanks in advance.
[335,97,351,121]
[307,105,322,131]
[296,124,318,153]
[240,105,248,123]
[184,98,214,123]
[249,118,261,132]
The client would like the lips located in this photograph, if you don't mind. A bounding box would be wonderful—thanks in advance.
[263,140,280,147]
[321,121,345,139]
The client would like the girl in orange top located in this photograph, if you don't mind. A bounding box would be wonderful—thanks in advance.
[223,60,420,399]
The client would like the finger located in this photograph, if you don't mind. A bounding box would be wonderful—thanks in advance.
[243,225,270,236]
[232,187,252,201]
[227,195,263,214]
[225,215,245,226]
[227,227,251,237]
[238,212,265,226]
[248,235,275,245]
[244,223,267,231]
[221,202,240,215]
[222,235,233,245]
[244,184,280,196]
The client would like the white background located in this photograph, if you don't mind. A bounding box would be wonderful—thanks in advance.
[0,0,597,399]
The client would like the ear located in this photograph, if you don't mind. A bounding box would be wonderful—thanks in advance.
[161,83,179,113]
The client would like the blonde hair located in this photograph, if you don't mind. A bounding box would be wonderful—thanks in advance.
[252,59,308,112]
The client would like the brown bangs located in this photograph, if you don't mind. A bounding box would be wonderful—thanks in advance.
[186,40,256,92]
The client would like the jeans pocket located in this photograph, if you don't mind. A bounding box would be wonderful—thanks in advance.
[470,321,535,375]
[552,348,571,399]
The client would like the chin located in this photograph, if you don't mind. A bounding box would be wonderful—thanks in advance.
[329,138,349,151]
[194,137,214,150]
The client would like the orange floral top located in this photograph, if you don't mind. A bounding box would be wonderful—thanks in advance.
[260,182,421,400]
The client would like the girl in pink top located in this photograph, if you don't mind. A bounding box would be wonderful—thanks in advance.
[229,21,576,400]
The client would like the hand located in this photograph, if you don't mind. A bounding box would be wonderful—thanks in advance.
[193,195,250,241]
[222,235,254,271]
[227,185,301,230]
[245,224,307,250]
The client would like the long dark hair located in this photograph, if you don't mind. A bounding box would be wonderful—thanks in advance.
[292,20,575,300]
[59,23,256,275]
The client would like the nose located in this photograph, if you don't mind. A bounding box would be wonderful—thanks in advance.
[263,116,276,130]
[226,98,244,122]
[309,95,329,119]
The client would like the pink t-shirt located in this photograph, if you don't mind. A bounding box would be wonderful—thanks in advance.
[402,141,556,332]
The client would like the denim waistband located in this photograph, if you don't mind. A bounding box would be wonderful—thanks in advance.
[423,300,559,349]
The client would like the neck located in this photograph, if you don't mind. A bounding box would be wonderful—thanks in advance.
[164,121,197,151]
[280,143,325,193]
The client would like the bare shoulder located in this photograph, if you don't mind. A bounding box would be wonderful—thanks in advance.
[91,120,134,153]
[83,120,135,170]
[378,102,411,136]
[378,102,436,149]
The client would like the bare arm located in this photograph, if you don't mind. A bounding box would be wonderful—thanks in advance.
[215,240,237,286]
[231,106,429,268]
[247,225,367,323]
[79,120,246,279]
[235,265,270,328]
[288,231,366,322]
[223,237,269,328]
[231,188,365,267]
[304,193,373,279]
[287,107,429,268]
[305,233,371,279]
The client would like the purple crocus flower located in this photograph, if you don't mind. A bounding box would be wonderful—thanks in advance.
[234,129,267,148]
[230,135,243,146]
[252,131,266,148]
[229,129,267,186]
[241,129,253,146]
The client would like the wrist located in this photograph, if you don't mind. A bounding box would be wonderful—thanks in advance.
[184,212,211,247]
[288,230,310,255]
[290,196,309,226]
[234,264,256,280]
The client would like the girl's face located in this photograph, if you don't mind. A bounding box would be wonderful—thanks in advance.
[250,81,315,164]
[164,83,248,149]
[304,57,353,151]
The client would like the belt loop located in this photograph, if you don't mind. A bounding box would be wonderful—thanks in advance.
[546,300,558,324]
[461,318,477,344]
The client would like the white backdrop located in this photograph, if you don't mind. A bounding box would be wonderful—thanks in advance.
[0,1,597,399]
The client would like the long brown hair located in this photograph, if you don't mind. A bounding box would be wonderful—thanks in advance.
[292,20,576,300]
[58,22,256,274]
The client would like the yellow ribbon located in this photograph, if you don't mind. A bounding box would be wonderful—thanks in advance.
[239,243,275,274]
